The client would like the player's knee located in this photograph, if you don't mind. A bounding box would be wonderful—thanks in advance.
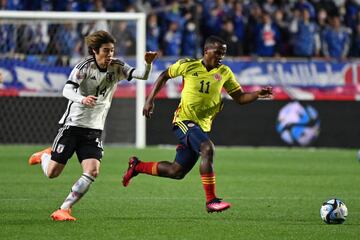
[200,141,214,159]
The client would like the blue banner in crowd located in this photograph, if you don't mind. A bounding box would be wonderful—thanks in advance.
[0,59,71,92]
[0,57,359,100]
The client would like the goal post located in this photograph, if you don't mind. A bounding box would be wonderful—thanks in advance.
[135,15,146,149]
[0,10,147,148]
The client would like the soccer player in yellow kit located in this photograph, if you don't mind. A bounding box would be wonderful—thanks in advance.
[123,35,272,212]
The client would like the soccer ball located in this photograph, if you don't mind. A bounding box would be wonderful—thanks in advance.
[276,101,320,146]
[320,198,348,224]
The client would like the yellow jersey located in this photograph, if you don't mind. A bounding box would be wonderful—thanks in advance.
[168,58,241,132]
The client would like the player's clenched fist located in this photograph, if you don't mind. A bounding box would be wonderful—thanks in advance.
[145,51,158,64]
[82,95,97,107]
[258,86,273,99]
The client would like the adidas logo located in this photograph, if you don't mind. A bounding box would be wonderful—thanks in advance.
[192,72,198,77]
[90,76,96,80]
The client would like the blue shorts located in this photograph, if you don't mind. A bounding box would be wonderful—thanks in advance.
[172,121,210,171]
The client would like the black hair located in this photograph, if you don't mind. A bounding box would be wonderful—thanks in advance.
[204,35,226,48]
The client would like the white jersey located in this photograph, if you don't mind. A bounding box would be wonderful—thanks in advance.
[59,56,134,130]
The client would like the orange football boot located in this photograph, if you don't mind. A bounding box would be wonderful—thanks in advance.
[50,208,76,221]
[28,147,52,165]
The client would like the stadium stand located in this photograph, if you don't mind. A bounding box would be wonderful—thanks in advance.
[0,0,359,61]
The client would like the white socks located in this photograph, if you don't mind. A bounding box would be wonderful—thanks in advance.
[60,173,95,210]
[40,153,51,177]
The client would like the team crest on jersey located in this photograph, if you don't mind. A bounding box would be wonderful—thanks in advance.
[106,72,115,82]
[76,72,81,79]
[56,144,65,153]
[76,71,86,80]
[214,73,222,81]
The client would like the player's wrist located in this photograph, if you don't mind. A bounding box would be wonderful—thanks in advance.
[146,97,155,104]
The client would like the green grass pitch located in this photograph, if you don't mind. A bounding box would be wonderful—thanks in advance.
[0,145,359,240]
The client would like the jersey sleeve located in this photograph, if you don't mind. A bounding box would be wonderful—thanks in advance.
[68,65,88,86]
[121,62,135,81]
[111,59,134,81]
[223,68,242,94]
[168,59,189,78]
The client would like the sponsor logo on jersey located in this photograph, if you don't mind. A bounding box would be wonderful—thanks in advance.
[90,76,96,80]
[187,123,195,127]
[193,72,198,77]
[56,144,65,153]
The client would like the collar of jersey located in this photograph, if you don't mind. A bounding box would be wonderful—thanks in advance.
[201,59,222,72]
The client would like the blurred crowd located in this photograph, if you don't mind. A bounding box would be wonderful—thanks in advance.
[1,0,360,63]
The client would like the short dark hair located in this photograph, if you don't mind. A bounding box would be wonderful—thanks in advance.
[204,35,226,48]
[85,30,116,55]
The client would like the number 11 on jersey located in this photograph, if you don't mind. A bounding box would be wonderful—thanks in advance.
[199,80,210,94]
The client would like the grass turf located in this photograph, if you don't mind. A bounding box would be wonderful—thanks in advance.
[0,145,359,240]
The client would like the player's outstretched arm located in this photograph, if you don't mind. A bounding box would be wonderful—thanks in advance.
[131,51,158,80]
[63,83,97,107]
[230,86,273,105]
[143,69,171,119]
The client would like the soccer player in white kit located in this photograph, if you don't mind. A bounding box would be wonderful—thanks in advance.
[28,30,157,221]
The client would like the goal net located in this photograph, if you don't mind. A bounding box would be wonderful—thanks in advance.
[0,11,147,147]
